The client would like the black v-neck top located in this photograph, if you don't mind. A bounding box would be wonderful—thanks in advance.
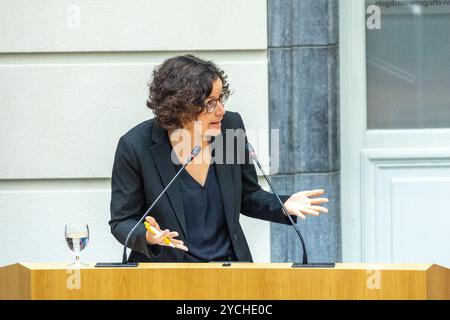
[174,162,236,262]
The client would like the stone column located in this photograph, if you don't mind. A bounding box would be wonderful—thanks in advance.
[268,0,341,263]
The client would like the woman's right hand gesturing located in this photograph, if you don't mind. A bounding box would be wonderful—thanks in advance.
[144,216,188,251]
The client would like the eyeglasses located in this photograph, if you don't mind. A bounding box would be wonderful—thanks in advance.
[205,93,229,113]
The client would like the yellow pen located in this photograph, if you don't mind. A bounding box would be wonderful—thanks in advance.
[144,221,175,248]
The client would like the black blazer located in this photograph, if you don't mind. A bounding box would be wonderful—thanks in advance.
[109,111,293,262]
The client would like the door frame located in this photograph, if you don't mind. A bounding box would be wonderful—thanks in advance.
[340,0,368,262]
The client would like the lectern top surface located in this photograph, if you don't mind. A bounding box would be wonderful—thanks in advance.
[7,262,441,271]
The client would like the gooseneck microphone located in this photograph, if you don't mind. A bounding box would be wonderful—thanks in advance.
[246,143,335,268]
[96,145,201,268]
[121,145,201,264]
[246,143,309,265]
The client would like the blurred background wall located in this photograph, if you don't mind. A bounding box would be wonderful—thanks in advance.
[0,0,340,266]
[0,0,271,266]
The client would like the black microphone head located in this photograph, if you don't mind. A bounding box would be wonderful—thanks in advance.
[192,145,201,157]
[186,145,201,163]
[245,143,257,160]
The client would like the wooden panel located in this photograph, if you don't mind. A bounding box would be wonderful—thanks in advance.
[1,263,448,300]
[427,264,450,300]
[0,263,31,299]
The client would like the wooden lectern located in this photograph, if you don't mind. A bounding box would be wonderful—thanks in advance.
[0,263,448,300]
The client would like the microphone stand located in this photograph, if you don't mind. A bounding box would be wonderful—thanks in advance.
[246,143,335,268]
[96,146,201,268]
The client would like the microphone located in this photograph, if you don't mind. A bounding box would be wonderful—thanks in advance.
[96,145,201,268]
[246,143,334,268]
[121,145,201,264]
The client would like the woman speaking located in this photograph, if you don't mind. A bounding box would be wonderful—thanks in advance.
[109,54,329,263]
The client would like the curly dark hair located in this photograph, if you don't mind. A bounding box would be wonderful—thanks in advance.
[146,54,231,130]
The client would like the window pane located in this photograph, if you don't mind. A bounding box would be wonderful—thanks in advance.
[366,1,450,129]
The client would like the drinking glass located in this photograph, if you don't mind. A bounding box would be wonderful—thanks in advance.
[65,223,89,267]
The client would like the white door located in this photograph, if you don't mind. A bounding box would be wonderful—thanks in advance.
[340,0,450,267]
